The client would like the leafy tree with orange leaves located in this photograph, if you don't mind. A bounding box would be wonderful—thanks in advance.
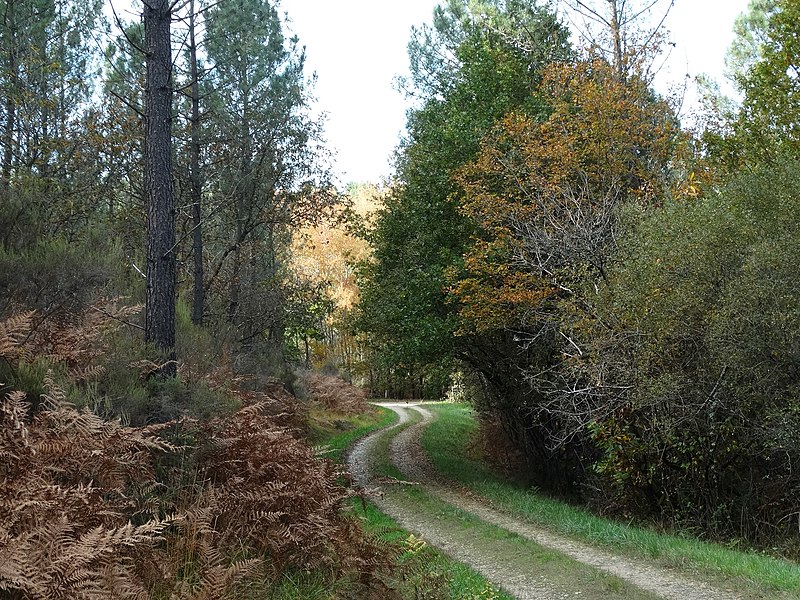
[451,56,686,487]
[454,58,681,331]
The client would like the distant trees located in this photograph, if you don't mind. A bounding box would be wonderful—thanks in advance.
[0,0,106,239]
[200,0,335,356]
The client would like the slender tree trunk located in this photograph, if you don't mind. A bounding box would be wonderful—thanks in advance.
[1,0,17,201]
[609,0,624,77]
[144,0,177,377]
[189,0,204,326]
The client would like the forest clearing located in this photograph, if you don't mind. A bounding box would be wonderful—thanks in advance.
[2,0,800,598]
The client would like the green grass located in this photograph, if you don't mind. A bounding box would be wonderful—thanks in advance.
[422,402,800,598]
[362,406,659,600]
[308,404,398,462]
[350,497,516,600]
[308,401,514,599]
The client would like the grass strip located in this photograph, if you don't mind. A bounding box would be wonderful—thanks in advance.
[422,402,800,597]
[350,495,517,600]
[308,404,397,462]
[364,407,660,600]
[311,401,514,599]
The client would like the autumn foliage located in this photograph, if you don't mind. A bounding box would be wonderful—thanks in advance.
[452,58,682,333]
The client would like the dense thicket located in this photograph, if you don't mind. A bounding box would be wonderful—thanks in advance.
[584,162,800,539]
[357,0,800,551]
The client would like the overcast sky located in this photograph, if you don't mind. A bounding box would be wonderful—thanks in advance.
[279,0,751,186]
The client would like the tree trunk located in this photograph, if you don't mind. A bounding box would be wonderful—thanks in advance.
[144,0,177,377]
[189,0,204,326]
[1,0,17,201]
[609,0,624,77]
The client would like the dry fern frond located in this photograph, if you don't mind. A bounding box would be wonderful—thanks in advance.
[14,298,141,381]
[1,390,30,449]
[300,371,370,414]
[169,559,260,600]
[0,376,182,599]
[0,310,34,364]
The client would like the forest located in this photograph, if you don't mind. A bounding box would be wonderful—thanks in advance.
[358,0,800,549]
[1,0,799,597]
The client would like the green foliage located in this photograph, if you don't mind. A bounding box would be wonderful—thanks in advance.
[356,0,571,395]
[726,0,778,80]
[0,234,121,316]
[708,0,800,168]
[587,160,800,542]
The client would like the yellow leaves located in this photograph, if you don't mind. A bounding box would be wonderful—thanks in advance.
[451,57,687,335]
[290,184,385,313]
[451,256,555,334]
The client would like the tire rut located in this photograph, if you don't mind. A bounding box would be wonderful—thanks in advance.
[348,402,744,600]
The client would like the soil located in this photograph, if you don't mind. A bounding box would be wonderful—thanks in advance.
[347,402,747,600]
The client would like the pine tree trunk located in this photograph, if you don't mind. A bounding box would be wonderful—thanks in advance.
[1,0,17,202]
[144,0,177,377]
[189,0,204,326]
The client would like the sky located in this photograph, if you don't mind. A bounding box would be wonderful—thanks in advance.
[279,0,751,185]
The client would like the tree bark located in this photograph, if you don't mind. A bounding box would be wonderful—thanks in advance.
[144,0,177,377]
[609,0,624,77]
[1,0,17,201]
[189,0,204,326]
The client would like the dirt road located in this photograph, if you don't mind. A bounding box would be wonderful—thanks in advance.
[347,402,743,600]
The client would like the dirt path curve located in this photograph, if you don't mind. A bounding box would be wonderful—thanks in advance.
[348,402,742,600]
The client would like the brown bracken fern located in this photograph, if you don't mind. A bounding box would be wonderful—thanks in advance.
[0,378,171,599]
[0,309,390,598]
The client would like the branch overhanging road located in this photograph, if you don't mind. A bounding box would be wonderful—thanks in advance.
[347,402,743,600]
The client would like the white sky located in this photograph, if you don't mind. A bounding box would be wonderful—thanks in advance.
[280,0,751,186]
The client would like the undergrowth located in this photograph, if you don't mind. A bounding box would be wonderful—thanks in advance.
[0,311,393,599]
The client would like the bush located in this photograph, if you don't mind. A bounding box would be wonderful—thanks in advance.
[583,160,800,545]
[299,370,370,414]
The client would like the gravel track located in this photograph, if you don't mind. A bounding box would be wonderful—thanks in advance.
[347,402,744,600]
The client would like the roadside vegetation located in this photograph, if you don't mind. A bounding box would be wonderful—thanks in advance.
[355,0,800,560]
[421,403,800,598]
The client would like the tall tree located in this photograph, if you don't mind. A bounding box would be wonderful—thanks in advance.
[735,0,800,160]
[704,0,800,169]
[202,0,335,353]
[0,0,106,239]
[187,0,204,326]
[143,0,177,376]
[356,0,571,397]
